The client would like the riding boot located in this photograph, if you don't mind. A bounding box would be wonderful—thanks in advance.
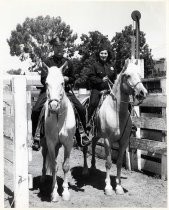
[31,111,41,151]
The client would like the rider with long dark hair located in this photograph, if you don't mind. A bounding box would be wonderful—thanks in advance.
[87,44,117,123]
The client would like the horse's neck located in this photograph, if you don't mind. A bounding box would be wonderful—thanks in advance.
[111,75,129,110]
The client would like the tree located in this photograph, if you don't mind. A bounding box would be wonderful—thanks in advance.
[7,16,78,70]
[7,68,22,75]
[78,31,111,67]
[111,25,155,77]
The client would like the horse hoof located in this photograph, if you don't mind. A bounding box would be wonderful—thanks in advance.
[116,185,124,195]
[51,193,60,202]
[62,190,70,201]
[105,189,113,196]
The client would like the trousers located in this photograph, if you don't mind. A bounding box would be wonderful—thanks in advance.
[87,89,101,122]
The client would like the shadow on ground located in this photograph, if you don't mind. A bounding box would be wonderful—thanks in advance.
[4,185,14,208]
[31,175,64,202]
[30,166,128,202]
[70,166,128,193]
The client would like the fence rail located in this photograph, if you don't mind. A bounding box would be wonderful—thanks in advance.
[3,76,33,208]
[129,77,167,179]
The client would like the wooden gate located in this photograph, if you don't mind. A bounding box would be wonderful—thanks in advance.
[129,77,167,179]
[3,76,33,208]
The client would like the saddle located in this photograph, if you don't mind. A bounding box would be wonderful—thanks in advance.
[86,90,110,136]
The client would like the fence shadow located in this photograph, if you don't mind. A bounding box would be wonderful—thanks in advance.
[4,185,14,208]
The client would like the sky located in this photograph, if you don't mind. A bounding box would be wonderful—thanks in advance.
[0,0,168,73]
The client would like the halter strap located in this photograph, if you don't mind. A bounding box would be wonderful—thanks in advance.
[126,80,142,90]
[48,90,65,114]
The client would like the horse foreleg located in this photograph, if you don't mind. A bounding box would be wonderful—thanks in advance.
[104,138,113,196]
[62,148,71,201]
[51,163,59,202]
[50,144,60,202]
[116,144,127,195]
[41,137,47,183]
[91,137,99,170]
[82,146,89,176]
[41,145,47,183]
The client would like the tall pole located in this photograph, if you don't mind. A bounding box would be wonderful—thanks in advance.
[131,10,141,59]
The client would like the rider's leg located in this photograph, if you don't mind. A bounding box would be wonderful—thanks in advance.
[31,110,41,138]
[31,91,47,150]
[87,89,100,123]
[67,92,91,146]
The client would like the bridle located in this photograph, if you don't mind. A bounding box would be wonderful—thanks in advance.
[46,85,65,114]
[125,78,142,91]
[107,74,144,105]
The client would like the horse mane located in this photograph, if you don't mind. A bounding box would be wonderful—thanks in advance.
[111,71,123,95]
[111,61,128,95]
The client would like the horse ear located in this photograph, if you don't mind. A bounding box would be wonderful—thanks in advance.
[42,62,49,72]
[122,58,129,73]
[125,58,130,66]
[60,61,68,72]
[134,59,138,65]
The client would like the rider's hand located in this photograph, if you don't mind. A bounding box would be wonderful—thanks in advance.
[64,76,69,82]
[103,76,109,82]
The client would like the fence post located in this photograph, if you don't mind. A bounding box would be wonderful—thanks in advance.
[134,105,142,171]
[12,77,29,208]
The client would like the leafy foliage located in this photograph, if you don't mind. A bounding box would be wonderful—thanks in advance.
[7,68,22,75]
[7,18,155,85]
[111,25,155,77]
[7,16,77,70]
[75,31,111,88]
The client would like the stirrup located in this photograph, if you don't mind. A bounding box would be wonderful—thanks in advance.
[32,139,40,151]
[86,122,92,131]
[80,133,92,147]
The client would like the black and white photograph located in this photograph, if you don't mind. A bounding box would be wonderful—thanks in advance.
[1,0,168,208]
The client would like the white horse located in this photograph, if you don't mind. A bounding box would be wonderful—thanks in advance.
[83,59,148,195]
[40,62,76,202]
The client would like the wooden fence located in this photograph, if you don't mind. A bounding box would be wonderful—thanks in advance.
[129,79,167,179]
[3,76,33,208]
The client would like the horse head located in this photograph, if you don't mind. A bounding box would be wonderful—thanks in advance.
[45,62,68,113]
[121,59,148,103]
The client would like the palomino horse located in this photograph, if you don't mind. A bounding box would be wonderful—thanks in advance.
[83,59,148,195]
[40,62,76,202]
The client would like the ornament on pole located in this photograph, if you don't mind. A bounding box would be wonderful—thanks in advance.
[131,10,141,59]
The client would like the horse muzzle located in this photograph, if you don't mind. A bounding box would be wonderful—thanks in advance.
[135,88,148,103]
[48,99,60,113]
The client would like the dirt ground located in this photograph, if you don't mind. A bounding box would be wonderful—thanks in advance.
[4,137,167,208]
